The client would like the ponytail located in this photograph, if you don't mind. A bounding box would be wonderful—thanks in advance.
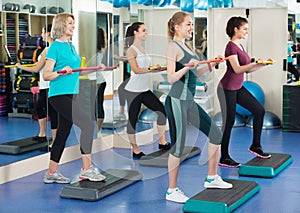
[125,22,144,48]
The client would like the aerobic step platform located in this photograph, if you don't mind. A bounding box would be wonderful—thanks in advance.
[238,153,292,178]
[183,179,260,213]
[139,146,201,167]
[60,169,143,201]
[0,137,50,154]
[102,120,127,129]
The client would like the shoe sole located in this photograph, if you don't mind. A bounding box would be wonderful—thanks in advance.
[248,149,272,159]
[44,180,70,184]
[204,184,233,189]
[79,176,106,182]
[218,162,241,168]
[166,197,188,203]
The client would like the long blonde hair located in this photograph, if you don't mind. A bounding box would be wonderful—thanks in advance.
[51,13,74,40]
[167,11,190,41]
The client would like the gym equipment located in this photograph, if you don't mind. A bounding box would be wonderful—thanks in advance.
[236,81,265,116]
[0,137,51,154]
[282,85,300,131]
[102,120,127,129]
[60,168,142,201]
[238,153,292,178]
[184,57,229,67]
[139,146,200,167]
[183,179,260,213]
[138,108,157,123]
[4,64,36,68]
[256,59,276,65]
[246,111,281,129]
[57,66,118,74]
[213,111,245,127]
[148,65,167,71]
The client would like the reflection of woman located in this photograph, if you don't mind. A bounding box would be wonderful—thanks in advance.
[199,29,207,59]
[287,31,299,83]
[43,13,106,183]
[217,16,271,168]
[96,27,107,131]
[16,24,57,149]
[125,22,170,159]
[165,12,232,204]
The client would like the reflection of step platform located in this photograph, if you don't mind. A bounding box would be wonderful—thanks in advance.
[0,137,50,154]
[60,169,143,201]
[139,146,201,167]
[102,120,127,129]
[183,179,260,213]
[238,153,292,177]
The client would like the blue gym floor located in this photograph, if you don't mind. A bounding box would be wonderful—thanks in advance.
[0,116,300,212]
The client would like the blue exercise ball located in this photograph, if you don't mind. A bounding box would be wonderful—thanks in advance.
[246,111,281,129]
[236,81,265,116]
[139,109,158,123]
[213,111,245,127]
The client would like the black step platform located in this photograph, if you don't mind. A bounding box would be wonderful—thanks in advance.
[183,179,260,213]
[238,153,293,177]
[139,146,201,167]
[0,137,50,154]
[60,169,143,201]
[102,120,127,129]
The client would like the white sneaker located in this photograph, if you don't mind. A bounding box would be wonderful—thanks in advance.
[166,187,189,203]
[79,166,106,182]
[204,175,233,189]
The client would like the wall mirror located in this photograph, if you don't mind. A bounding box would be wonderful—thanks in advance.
[0,0,72,167]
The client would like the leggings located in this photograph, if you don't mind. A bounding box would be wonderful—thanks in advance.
[35,88,57,129]
[118,78,129,107]
[217,85,265,158]
[49,94,94,163]
[126,90,166,134]
[288,62,299,81]
[165,96,222,158]
[97,82,106,119]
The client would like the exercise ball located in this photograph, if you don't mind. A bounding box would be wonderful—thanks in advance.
[213,111,245,127]
[246,111,281,129]
[138,109,158,123]
[236,81,265,116]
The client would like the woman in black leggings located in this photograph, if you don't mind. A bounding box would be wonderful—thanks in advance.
[217,16,271,168]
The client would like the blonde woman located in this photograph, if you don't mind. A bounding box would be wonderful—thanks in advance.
[43,13,106,183]
[165,11,232,203]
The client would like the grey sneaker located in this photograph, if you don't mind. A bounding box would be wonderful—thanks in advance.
[79,166,106,182]
[44,172,71,184]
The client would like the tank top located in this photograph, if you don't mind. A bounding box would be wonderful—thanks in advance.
[38,47,49,90]
[168,41,198,100]
[124,45,151,92]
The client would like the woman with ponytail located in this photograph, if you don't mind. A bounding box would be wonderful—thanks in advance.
[164,11,232,204]
[124,22,170,159]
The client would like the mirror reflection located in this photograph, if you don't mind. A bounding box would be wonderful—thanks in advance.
[0,0,73,166]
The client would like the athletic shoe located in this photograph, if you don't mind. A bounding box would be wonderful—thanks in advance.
[158,142,171,150]
[44,172,71,184]
[133,152,145,159]
[166,187,189,203]
[79,166,106,182]
[204,175,233,189]
[248,145,271,159]
[219,157,241,168]
[32,135,47,142]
